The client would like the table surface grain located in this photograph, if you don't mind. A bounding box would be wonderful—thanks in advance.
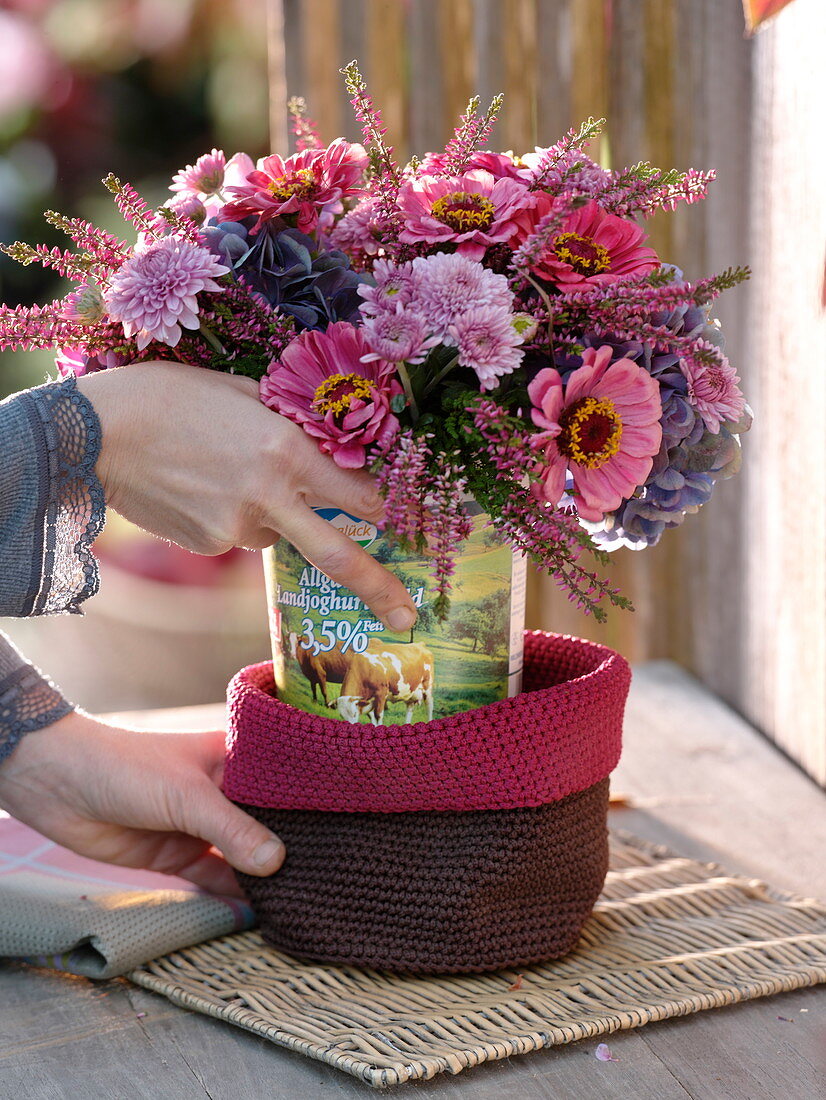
[1,661,824,1100]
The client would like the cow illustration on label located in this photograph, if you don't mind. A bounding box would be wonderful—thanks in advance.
[333,641,434,725]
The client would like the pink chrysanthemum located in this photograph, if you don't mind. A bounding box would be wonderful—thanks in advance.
[104,237,229,351]
[220,139,368,235]
[170,149,227,198]
[397,170,536,260]
[164,192,207,226]
[260,321,402,468]
[448,307,524,392]
[410,251,515,335]
[529,345,663,522]
[357,257,418,314]
[680,343,745,433]
[527,198,659,289]
[360,308,439,364]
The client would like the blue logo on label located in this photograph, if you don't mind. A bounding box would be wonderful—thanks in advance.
[315,508,378,550]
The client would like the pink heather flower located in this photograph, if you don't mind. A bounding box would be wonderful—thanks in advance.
[104,237,229,351]
[357,257,418,314]
[220,139,368,235]
[448,307,524,392]
[360,308,439,364]
[529,345,663,523]
[410,251,515,335]
[170,149,227,198]
[527,198,659,289]
[680,343,745,433]
[62,283,105,325]
[397,170,537,260]
[260,321,402,468]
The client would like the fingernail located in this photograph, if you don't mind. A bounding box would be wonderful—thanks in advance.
[253,837,284,869]
[386,606,417,632]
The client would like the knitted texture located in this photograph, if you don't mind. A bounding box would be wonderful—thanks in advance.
[224,631,630,813]
[235,778,610,974]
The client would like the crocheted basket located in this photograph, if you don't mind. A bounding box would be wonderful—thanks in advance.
[223,630,631,974]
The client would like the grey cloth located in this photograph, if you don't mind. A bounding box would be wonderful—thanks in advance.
[0,376,105,764]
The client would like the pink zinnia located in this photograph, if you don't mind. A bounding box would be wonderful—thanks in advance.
[55,347,127,378]
[420,150,528,181]
[528,198,659,289]
[104,236,229,351]
[260,321,402,469]
[680,342,745,433]
[170,149,227,198]
[529,345,663,523]
[397,170,536,260]
[448,307,524,392]
[220,139,368,235]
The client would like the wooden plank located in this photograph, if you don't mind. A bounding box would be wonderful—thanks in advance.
[438,0,475,144]
[366,0,408,159]
[266,0,289,154]
[535,0,572,143]
[409,0,446,155]
[733,0,826,785]
[301,0,343,140]
[502,0,539,152]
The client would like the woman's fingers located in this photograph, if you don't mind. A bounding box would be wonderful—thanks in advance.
[272,504,417,632]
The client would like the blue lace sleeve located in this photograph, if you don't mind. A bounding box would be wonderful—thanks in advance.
[0,375,105,616]
[0,375,106,765]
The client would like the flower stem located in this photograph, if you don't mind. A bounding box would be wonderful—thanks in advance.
[422,353,460,397]
[199,323,226,357]
[396,362,419,423]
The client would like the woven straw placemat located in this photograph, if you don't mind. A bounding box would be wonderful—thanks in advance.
[128,832,826,1088]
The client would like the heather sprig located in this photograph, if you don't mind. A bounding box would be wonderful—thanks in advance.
[374,429,432,551]
[528,117,605,190]
[440,93,505,176]
[287,96,323,152]
[43,211,129,272]
[102,174,171,242]
[0,241,92,282]
[427,455,474,618]
[0,301,96,352]
[340,60,403,235]
[595,162,717,218]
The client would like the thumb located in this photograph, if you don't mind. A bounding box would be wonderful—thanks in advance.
[185,783,286,877]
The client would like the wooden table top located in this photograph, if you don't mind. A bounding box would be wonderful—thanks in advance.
[1,661,824,1099]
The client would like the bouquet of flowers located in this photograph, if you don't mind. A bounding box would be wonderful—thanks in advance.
[0,61,750,621]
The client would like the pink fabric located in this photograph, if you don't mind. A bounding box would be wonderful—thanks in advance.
[223,631,631,814]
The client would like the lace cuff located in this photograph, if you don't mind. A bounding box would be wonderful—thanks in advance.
[0,661,73,767]
[21,376,106,616]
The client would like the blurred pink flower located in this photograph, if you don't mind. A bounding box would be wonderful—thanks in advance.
[55,347,127,378]
[397,170,536,260]
[680,343,745,433]
[220,139,368,234]
[170,149,226,198]
[104,237,229,351]
[0,11,55,119]
[419,150,527,181]
[260,321,402,468]
[529,199,659,289]
[529,345,663,522]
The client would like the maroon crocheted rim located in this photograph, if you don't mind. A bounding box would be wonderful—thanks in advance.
[223,631,630,813]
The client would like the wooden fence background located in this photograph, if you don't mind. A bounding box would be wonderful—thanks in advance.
[265,0,825,784]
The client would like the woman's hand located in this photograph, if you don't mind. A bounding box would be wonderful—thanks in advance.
[0,710,282,897]
[75,362,417,632]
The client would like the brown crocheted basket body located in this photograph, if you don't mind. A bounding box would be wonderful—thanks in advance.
[235,778,609,974]
[226,631,630,973]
